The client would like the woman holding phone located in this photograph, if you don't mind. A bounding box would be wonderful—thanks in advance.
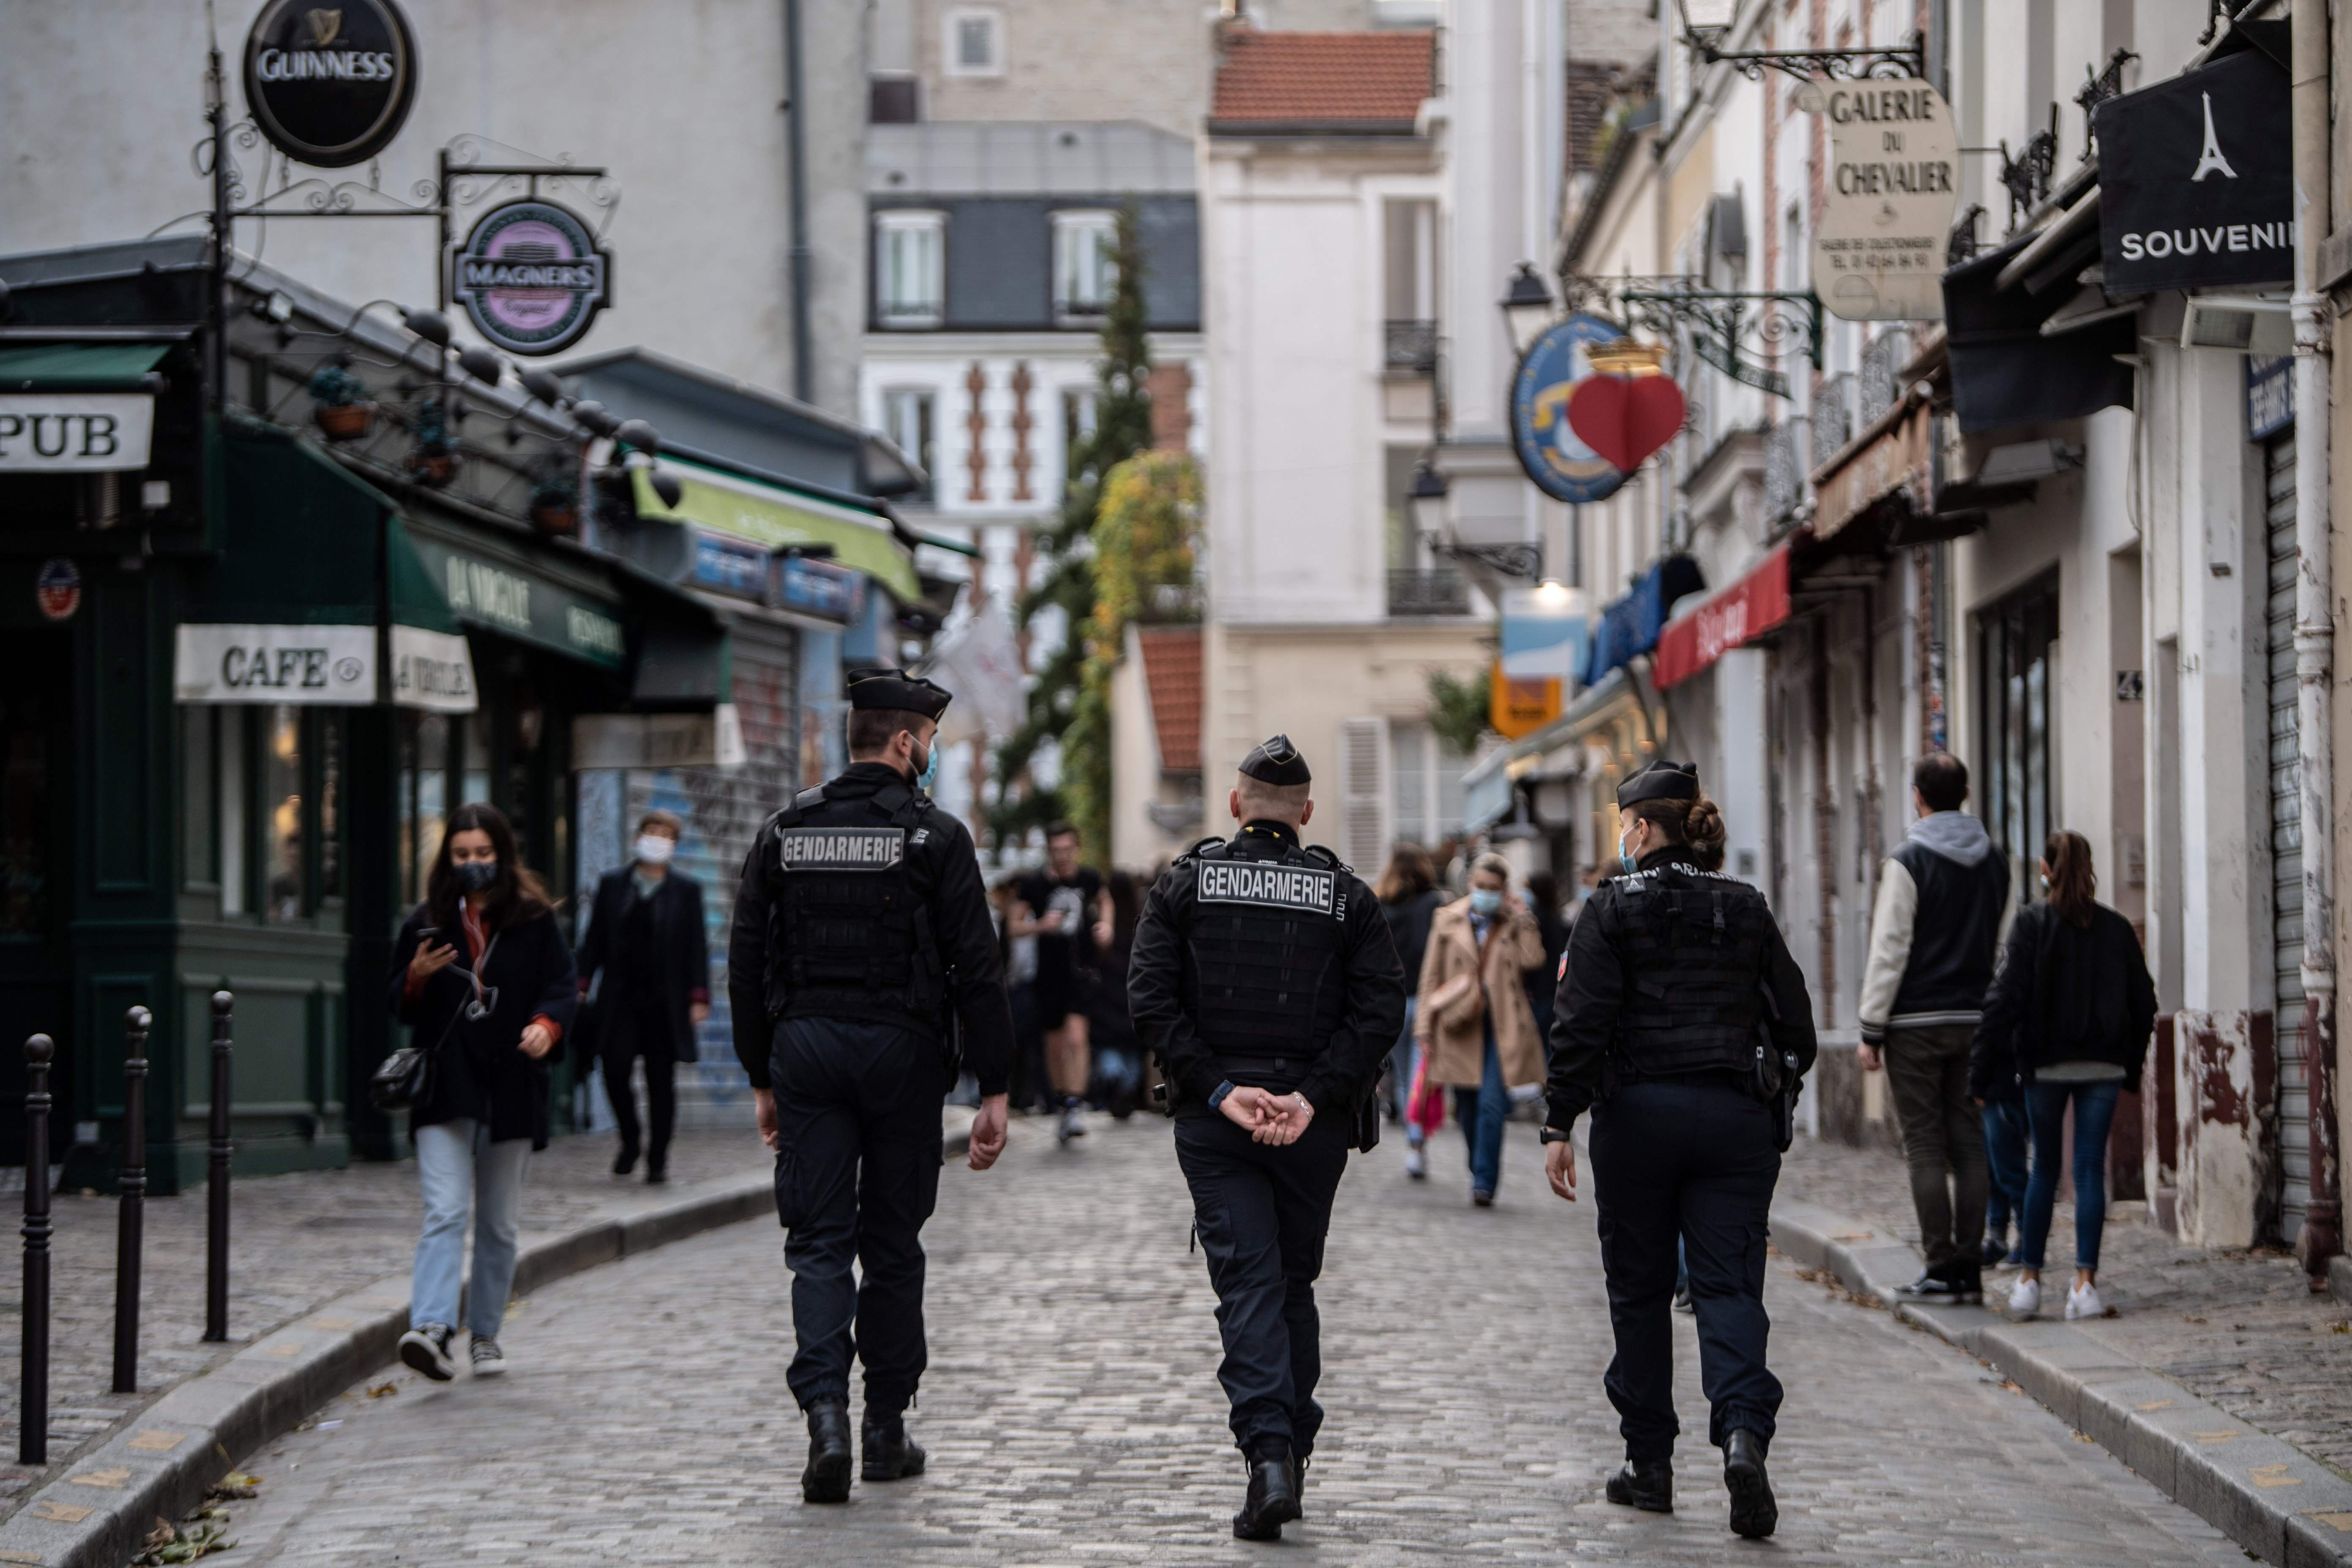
[388,803,577,1380]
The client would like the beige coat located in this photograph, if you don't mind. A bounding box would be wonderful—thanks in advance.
[1413,897,1549,1089]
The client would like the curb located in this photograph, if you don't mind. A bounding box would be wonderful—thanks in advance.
[0,1126,933,1568]
[1769,1196,2352,1568]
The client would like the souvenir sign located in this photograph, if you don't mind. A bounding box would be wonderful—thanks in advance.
[2097,48,2292,293]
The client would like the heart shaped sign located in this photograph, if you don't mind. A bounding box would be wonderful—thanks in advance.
[1566,374,1688,474]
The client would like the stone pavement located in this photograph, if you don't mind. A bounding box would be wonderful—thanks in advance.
[1773,1133,2352,1481]
[202,1117,2250,1566]
[0,1128,769,1504]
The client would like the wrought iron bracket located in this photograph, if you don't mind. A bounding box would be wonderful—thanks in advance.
[2074,47,2138,161]
[1997,105,2060,232]
[1567,275,1823,400]
[1429,539,1543,580]
[1681,26,1924,84]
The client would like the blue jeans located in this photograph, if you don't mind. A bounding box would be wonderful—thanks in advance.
[1387,999,1418,1125]
[1982,1098,2031,1240]
[2020,1079,2123,1271]
[1452,1023,1508,1197]
[411,1119,531,1338]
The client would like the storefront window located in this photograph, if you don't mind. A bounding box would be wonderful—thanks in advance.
[462,709,492,817]
[1977,572,2059,895]
[219,708,248,917]
[264,705,304,922]
[182,707,215,889]
[317,711,343,905]
[0,686,52,937]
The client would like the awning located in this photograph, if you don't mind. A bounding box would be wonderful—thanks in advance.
[1654,547,1791,689]
[632,454,923,604]
[1461,668,1650,833]
[1810,398,1933,544]
[1585,554,1706,686]
[1944,232,2135,435]
[404,521,629,672]
[0,342,169,390]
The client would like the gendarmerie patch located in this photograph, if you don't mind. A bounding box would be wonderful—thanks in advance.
[1197,860,1337,915]
[776,827,905,870]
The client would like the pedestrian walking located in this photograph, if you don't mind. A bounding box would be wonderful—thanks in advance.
[1129,735,1406,1542]
[1012,823,1113,1145]
[989,874,1050,1113]
[1980,1089,2031,1269]
[575,810,710,1184]
[1543,760,1816,1540]
[1088,869,1146,1118]
[1373,843,1443,1176]
[1521,869,1570,1054]
[1856,752,2012,1304]
[727,667,1015,1505]
[1971,831,2156,1321]
[389,802,578,1383]
[1414,853,1547,1205]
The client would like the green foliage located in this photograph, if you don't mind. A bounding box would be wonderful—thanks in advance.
[1426,666,1497,754]
[991,203,1157,858]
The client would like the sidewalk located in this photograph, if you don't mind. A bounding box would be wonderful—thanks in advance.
[1772,1134,2352,1566]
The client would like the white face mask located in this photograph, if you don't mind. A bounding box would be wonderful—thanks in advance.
[636,834,676,867]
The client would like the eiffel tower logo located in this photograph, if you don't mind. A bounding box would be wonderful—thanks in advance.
[2191,91,2238,182]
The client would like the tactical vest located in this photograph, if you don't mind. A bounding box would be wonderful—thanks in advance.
[1610,862,1776,1080]
[762,780,945,1032]
[1183,836,1349,1089]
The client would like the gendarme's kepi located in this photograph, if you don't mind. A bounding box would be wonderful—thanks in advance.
[1617,759,1699,808]
[1239,734,1312,787]
[845,666,952,721]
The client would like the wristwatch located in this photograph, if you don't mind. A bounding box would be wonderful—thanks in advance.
[1208,1080,1238,1111]
[1539,1124,1575,1145]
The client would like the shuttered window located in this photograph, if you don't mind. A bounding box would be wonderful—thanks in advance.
[1340,717,1389,873]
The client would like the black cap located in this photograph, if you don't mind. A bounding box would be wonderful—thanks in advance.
[1239,734,1312,787]
[1617,759,1699,808]
[846,666,952,721]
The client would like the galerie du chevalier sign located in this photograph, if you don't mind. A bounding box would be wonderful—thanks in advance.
[242,0,420,169]
[450,199,613,357]
[1797,79,1960,322]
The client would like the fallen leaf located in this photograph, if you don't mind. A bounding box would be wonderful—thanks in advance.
[2072,1432,2095,1444]
[365,1382,399,1399]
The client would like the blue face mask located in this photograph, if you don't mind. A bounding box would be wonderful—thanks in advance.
[915,740,939,792]
[1618,826,1639,876]
[1468,887,1503,917]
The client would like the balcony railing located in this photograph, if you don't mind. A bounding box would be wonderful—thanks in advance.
[1388,568,1470,616]
[1764,417,1808,524]
[1810,373,1855,468]
[1384,318,1439,376]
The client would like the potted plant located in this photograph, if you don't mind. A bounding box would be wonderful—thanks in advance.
[308,361,374,441]
[405,395,457,487]
[529,474,579,536]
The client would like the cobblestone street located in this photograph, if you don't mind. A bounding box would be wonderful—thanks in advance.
[201,1115,2250,1567]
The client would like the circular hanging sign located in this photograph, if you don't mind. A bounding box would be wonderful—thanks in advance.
[242,0,420,169]
[35,558,81,622]
[1510,313,1631,504]
[450,199,612,357]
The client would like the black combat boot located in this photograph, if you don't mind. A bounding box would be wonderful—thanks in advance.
[1232,1440,1301,1541]
[801,1397,853,1504]
[861,1409,927,1482]
[1605,1455,1674,1513]
[1723,1429,1777,1539]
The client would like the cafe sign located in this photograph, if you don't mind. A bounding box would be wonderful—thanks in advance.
[1797,79,1959,322]
[0,395,154,472]
[242,0,420,169]
[174,623,376,705]
[450,199,612,357]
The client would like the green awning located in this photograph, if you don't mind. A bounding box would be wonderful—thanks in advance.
[403,522,629,672]
[910,527,983,559]
[213,427,455,632]
[632,454,923,604]
[0,342,171,391]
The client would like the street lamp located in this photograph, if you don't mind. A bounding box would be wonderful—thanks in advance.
[1408,455,1450,538]
[1500,262,1556,357]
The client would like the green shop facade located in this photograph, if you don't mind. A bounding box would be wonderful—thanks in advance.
[0,237,729,1191]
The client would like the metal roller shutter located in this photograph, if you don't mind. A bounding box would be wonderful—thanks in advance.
[2264,432,2309,1241]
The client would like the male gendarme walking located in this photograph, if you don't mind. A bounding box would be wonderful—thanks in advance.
[1128,734,1407,1542]
[727,667,1014,1505]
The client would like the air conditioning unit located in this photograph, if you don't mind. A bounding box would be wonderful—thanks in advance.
[2180,296,2292,355]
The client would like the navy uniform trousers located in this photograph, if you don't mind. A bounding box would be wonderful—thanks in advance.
[1589,1075,1783,1459]
[771,1017,944,1416]
[1174,1109,1350,1458]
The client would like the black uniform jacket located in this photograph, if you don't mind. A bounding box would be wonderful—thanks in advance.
[1128,820,1408,1116]
[576,867,709,1063]
[389,904,578,1150]
[1544,846,1817,1131]
[724,761,1015,1096]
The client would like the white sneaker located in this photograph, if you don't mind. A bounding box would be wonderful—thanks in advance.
[2007,1277,2040,1317]
[469,1335,507,1376]
[1404,1145,1428,1179]
[1056,1103,1086,1145]
[2064,1282,2104,1320]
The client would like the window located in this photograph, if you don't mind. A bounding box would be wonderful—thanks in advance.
[1052,210,1118,323]
[874,211,945,328]
[943,8,1002,76]
[184,706,345,926]
[1976,570,2060,896]
[1391,721,1476,852]
[1062,387,1097,459]
[1382,200,1438,374]
[882,388,935,501]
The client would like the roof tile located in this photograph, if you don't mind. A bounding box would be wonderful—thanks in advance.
[1210,30,1435,132]
[1135,627,1203,773]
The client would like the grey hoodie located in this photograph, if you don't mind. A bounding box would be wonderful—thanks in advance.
[1857,812,2015,1042]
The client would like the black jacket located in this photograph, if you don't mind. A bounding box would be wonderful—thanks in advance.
[725,761,1015,1095]
[389,904,578,1150]
[1129,821,1408,1116]
[1380,889,1443,987]
[1544,847,1817,1130]
[1970,900,2157,1099]
[576,867,710,1063]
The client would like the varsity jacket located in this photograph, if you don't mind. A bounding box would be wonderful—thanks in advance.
[1856,810,2013,1045]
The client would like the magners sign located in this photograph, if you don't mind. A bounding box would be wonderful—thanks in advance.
[450,199,613,357]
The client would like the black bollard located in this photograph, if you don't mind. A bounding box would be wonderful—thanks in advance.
[203,992,232,1344]
[112,1007,150,1394]
[22,1034,53,1466]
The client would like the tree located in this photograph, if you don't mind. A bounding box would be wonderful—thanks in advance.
[1426,667,1497,754]
[991,203,1155,854]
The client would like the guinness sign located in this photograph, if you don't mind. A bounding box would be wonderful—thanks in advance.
[450,199,612,357]
[242,0,419,169]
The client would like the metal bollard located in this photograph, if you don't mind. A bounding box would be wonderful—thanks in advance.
[112,1007,150,1394]
[22,1034,53,1466]
[203,992,232,1344]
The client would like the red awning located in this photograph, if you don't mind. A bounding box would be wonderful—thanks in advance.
[1652,547,1791,689]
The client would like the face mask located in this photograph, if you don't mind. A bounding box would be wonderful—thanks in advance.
[454,859,499,893]
[635,834,675,866]
[1619,826,1640,876]
[1469,887,1504,917]
[914,740,939,791]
